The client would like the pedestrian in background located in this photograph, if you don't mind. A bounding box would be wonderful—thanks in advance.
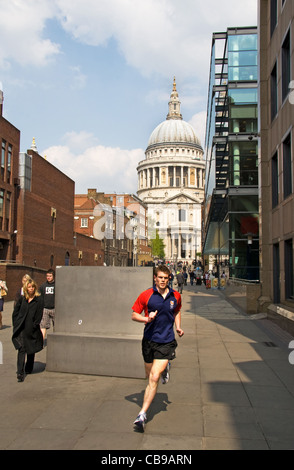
[189,270,194,286]
[12,279,43,382]
[40,268,55,341]
[14,274,32,307]
[176,270,185,294]
[169,271,174,288]
[0,279,8,329]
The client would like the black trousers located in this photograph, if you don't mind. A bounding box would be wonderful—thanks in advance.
[16,331,35,376]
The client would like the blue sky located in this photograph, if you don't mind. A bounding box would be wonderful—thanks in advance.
[0,0,257,194]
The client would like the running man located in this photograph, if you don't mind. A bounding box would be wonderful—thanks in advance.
[131,265,184,432]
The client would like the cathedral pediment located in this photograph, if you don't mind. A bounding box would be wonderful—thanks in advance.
[163,191,202,204]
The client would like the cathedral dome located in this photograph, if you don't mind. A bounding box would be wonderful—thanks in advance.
[147,119,201,148]
[146,77,202,151]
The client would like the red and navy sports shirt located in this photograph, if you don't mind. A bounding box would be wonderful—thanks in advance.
[132,287,182,343]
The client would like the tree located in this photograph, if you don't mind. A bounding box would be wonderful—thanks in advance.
[150,230,165,259]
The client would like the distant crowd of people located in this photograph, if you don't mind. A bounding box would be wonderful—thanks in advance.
[167,266,227,293]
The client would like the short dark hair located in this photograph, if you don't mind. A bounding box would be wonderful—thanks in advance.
[154,265,170,277]
[46,268,55,277]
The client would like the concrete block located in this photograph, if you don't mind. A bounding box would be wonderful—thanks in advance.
[46,332,144,378]
[46,266,153,378]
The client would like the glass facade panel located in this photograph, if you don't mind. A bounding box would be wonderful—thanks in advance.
[230,239,259,280]
[229,83,258,133]
[229,51,257,67]
[228,34,258,51]
[229,88,258,104]
[229,195,258,212]
[229,105,258,133]
[230,213,259,240]
[229,141,258,186]
[228,67,258,81]
[228,34,257,82]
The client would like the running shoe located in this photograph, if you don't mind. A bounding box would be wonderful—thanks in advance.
[161,361,170,384]
[133,412,147,432]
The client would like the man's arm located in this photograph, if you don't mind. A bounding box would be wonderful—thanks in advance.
[131,310,157,324]
[174,310,184,337]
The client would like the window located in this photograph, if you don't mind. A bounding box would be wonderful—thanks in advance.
[0,190,4,230]
[168,167,174,186]
[5,192,11,231]
[183,167,188,186]
[1,140,5,180]
[283,133,292,199]
[282,30,291,102]
[285,239,294,300]
[273,243,280,303]
[272,152,279,208]
[271,62,278,120]
[270,0,277,37]
[7,144,12,183]
[179,209,186,222]
[81,217,88,228]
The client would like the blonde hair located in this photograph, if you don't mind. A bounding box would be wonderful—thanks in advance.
[23,279,41,300]
[22,274,32,284]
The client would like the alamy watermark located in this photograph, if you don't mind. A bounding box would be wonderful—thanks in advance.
[289,341,294,365]
[92,202,201,243]
[289,81,294,105]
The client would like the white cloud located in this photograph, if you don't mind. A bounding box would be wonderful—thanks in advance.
[61,131,99,152]
[42,132,145,193]
[55,0,258,82]
[189,111,207,149]
[0,0,257,83]
[0,0,60,68]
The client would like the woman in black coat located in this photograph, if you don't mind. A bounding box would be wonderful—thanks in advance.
[12,279,44,382]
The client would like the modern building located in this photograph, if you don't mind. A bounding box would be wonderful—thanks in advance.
[258,0,294,326]
[137,78,205,266]
[203,27,259,281]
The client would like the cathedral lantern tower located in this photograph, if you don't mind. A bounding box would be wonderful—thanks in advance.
[137,78,205,264]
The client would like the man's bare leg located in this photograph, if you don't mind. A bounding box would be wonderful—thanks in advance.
[140,359,169,414]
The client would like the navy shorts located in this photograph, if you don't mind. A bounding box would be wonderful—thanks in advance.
[142,338,177,364]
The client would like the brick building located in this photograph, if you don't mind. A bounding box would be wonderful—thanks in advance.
[104,192,152,266]
[74,189,137,266]
[0,92,104,300]
[0,92,20,262]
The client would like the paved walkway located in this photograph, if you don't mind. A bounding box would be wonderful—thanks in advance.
[1,284,294,451]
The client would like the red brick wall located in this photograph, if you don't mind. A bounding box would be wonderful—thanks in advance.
[0,115,20,260]
[16,150,103,270]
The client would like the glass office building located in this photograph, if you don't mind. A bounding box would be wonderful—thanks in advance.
[203,27,259,281]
